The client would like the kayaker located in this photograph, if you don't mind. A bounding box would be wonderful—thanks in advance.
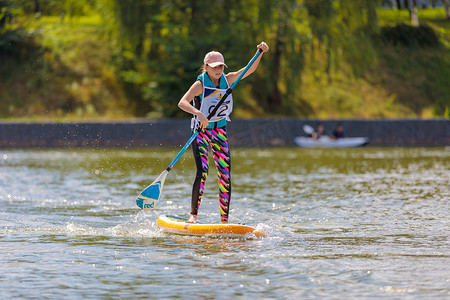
[312,124,325,139]
[178,42,269,224]
[332,124,346,139]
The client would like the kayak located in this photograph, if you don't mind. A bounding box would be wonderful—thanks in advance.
[157,215,264,237]
[294,136,369,148]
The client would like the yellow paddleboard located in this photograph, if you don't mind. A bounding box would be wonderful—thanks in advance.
[157,215,265,237]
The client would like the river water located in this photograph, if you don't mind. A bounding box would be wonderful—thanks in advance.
[0,147,449,299]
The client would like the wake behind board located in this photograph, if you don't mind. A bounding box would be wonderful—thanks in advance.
[157,215,265,237]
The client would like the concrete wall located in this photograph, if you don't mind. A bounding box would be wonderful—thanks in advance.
[0,119,448,148]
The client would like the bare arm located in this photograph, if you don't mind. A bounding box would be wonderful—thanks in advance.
[177,80,209,129]
[226,41,269,86]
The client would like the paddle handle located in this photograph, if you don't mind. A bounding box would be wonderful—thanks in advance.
[166,49,263,172]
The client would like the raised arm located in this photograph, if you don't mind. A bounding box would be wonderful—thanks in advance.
[226,41,269,86]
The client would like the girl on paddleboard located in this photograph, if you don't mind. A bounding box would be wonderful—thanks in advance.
[178,42,269,224]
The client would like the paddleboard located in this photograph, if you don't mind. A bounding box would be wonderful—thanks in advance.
[157,215,265,237]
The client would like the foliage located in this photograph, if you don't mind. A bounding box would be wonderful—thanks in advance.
[0,0,34,58]
[0,14,128,119]
[380,23,440,47]
[108,0,270,117]
[1,0,449,119]
[107,0,384,117]
[371,45,450,116]
[375,8,450,116]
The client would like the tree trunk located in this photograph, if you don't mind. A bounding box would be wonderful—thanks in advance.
[34,0,40,13]
[268,9,285,110]
[366,0,378,33]
[409,0,419,27]
[395,0,406,10]
[326,35,332,84]
[444,0,450,20]
[148,0,162,60]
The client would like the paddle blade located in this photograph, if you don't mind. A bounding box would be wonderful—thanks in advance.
[303,124,314,135]
[136,170,169,211]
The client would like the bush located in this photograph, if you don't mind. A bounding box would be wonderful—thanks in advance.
[0,28,42,59]
[380,23,440,48]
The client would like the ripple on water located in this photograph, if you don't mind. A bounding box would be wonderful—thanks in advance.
[0,147,449,299]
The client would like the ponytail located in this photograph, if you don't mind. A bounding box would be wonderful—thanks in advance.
[198,65,206,74]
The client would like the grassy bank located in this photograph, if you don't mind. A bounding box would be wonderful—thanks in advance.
[376,8,450,117]
[1,8,449,120]
[300,8,450,119]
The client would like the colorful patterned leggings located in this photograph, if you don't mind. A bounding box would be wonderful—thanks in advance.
[191,127,231,223]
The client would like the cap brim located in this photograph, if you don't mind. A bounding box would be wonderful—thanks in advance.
[208,62,227,68]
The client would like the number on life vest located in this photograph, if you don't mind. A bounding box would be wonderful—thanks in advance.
[208,100,230,118]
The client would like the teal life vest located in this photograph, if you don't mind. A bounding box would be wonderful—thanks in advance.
[192,72,233,129]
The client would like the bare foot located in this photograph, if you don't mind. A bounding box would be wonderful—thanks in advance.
[187,214,197,223]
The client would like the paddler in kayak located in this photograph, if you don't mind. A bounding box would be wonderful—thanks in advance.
[178,42,269,224]
[331,124,346,139]
[311,124,326,139]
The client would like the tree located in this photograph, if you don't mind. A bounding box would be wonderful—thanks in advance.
[409,0,419,26]
[444,0,450,20]
[110,0,273,116]
[105,0,387,117]
[0,0,29,58]
[395,0,407,9]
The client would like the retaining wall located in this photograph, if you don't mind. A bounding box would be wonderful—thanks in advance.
[0,119,448,148]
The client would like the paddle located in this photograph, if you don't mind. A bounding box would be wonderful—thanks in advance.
[303,124,314,135]
[136,49,263,211]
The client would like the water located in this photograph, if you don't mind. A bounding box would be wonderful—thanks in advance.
[0,147,449,299]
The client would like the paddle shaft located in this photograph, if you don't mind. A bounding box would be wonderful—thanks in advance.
[166,49,263,172]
